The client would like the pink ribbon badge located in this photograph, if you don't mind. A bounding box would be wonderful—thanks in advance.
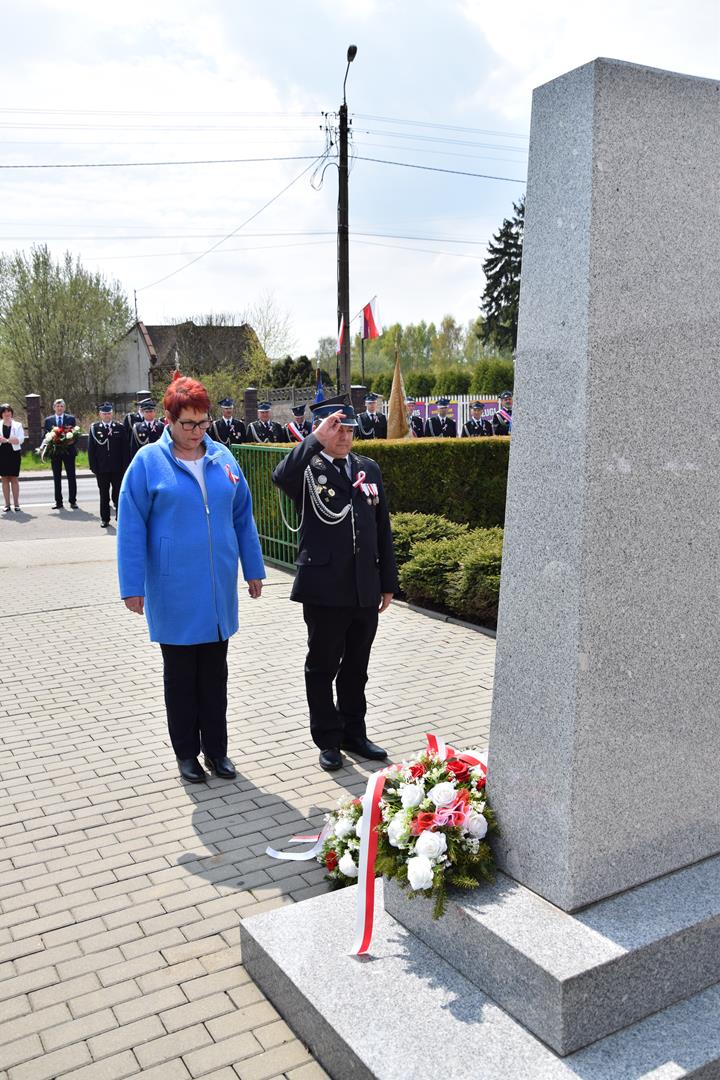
[225,464,240,484]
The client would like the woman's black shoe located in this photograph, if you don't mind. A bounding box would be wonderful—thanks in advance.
[204,755,236,779]
[177,757,207,783]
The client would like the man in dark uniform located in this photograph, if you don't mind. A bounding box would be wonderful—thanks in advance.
[272,398,398,772]
[44,397,79,509]
[130,400,165,459]
[461,401,488,437]
[210,397,246,446]
[424,397,457,438]
[405,398,425,438]
[247,402,286,443]
[122,395,148,453]
[285,404,311,442]
[88,403,127,528]
[492,391,513,435]
[355,392,387,439]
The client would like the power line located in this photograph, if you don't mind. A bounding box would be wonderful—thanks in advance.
[0,154,319,170]
[0,229,490,245]
[354,113,528,140]
[137,153,328,291]
[355,156,525,183]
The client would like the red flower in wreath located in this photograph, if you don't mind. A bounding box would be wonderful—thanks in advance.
[409,762,425,779]
[325,849,338,872]
[446,758,470,783]
[410,812,436,836]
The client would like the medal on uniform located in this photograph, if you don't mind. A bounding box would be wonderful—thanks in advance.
[328,488,335,497]
[318,474,327,486]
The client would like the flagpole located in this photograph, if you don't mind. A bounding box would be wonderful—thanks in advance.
[361,337,365,385]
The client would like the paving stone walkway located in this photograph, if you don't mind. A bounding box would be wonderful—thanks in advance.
[0,509,494,1079]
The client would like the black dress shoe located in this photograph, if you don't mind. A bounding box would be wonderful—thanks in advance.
[177,757,207,783]
[340,738,388,761]
[319,748,343,772]
[100,521,109,528]
[70,502,78,509]
[204,755,236,779]
[52,503,63,510]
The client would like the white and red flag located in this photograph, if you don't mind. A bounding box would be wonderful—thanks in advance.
[362,297,381,340]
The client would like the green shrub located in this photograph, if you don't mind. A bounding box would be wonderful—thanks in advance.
[391,512,469,568]
[404,371,435,397]
[353,437,509,528]
[371,372,393,398]
[433,367,472,395]
[400,527,504,627]
[469,357,514,396]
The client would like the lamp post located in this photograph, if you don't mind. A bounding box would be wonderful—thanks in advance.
[337,44,356,397]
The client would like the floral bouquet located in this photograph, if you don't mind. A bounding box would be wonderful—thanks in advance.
[37,425,81,462]
[319,746,496,919]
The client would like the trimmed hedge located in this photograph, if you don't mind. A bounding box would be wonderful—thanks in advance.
[399,527,504,628]
[354,437,509,528]
[391,512,469,568]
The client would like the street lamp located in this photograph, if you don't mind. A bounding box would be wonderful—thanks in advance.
[337,45,357,397]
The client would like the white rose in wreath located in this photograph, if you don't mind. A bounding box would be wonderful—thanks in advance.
[338,851,359,878]
[465,812,488,840]
[399,783,424,809]
[414,830,447,863]
[387,812,409,848]
[334,817,355,840]
[407,855,434,891]
[355,816,364,837]
[427,781,457,808]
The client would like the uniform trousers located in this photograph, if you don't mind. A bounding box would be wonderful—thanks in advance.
[96,471,123,524]
[51,453,77,505]
[159,640,229,760]
[302,603,379,750]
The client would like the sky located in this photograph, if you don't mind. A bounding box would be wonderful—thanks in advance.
[1,0,718,356]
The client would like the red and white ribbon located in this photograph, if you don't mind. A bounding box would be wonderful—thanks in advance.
[352,470,366,488]
[265,821,333,862]
[225,464,240,484]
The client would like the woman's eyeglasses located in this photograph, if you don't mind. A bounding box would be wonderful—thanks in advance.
[176,419,212,432]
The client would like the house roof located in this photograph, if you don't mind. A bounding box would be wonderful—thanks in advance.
[144,321,259,369]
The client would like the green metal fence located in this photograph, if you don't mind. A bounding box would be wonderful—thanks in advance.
[231,443,299,569]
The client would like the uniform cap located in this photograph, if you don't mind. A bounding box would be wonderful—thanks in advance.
[291,404,306,417]
[139,399,157,410]
[500,390,513,400]
[257,402,272,411]
[98,402,113,413]
[218,397,235,408]
[435,397,451,407]
[309,397,357,427]
[364,392,379,403]
[470,401,484,410]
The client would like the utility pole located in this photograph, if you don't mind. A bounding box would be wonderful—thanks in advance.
[337,45,356,397]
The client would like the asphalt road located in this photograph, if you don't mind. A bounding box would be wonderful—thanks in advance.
[12,474,99,506]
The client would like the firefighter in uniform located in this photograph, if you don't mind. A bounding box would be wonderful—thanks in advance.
[130,400,165,459]
[285,404,311,443]
[88,402,128,528]
[424,397,457,437]
[210,398,246,446]
[492,391,513,435]
[272,398,398,772]
[247,402,286,443]
[405,398,425,438]
[461,402,488,437]
[355,392,387,439]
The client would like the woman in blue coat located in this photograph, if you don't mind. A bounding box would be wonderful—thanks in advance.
[117,376,265,784]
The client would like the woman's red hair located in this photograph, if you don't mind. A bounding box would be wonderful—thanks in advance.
[162,377,211,421]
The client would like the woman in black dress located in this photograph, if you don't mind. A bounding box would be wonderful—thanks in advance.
[0,404,24,512]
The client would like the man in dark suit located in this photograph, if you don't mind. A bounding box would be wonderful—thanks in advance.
[88,403,128,528]
[461,402,488,437]
[129,400,165,459]
[424,397,457,437]
[405,398,425,438]
[355,392,388,439]
[210,398,246,446]
[272,398,398,772]
[44,397,79,509]
[247,402,287,444]
[285,404,311,442]
[492,391,513,435]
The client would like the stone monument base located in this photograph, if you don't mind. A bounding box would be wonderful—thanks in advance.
[240,882,720,1080]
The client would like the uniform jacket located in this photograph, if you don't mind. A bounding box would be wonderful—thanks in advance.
[461,417,487,437]
[272,434,398,608]
[248,419,287,444]
[123,412,141,447]
[210,416,247,446]
[88,420,128,474]
[43,413,78,455]
[424,414,457,438]
[355,411,387,439]
[285,419,311,442]
[130,418,165,459]
[492,408,512,436]
[409,415,424,438]
[117,425,265,645]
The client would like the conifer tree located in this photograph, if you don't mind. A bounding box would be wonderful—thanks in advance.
[480,196,524,352]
